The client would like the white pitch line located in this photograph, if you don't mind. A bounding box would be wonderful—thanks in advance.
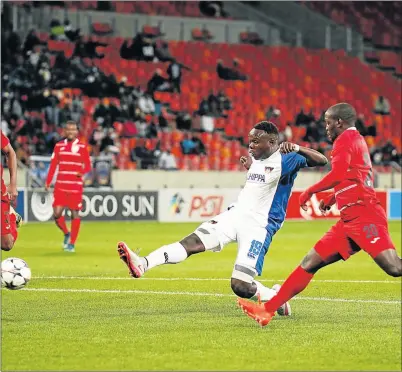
[35,276,401,284]
[19,287,401,305]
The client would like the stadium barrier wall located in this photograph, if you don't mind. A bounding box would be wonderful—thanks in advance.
[26,190,158,222]
[157,188,389,222]
[20,188,398,222]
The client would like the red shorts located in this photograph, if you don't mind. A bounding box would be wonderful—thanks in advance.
[315,203,395,261]
[53,189,83,211]
[1,198,11,236]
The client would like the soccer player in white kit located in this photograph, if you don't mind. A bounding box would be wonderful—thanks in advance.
[117,121,328,315]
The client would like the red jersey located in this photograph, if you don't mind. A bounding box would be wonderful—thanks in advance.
[331,128,377,209]
[1,131,10,197]
[46,138,91,193]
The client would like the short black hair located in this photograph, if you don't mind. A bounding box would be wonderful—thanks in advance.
[64,120,78,128]
[254,121,279,136]
[327,103,357,125]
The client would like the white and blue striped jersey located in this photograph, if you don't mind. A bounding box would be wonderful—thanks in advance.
[236,150,308,232]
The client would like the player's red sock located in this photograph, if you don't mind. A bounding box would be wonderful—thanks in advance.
[55,216,69,234]
[70,218,81,245]
[9,213,18,241]
[264,265,314,313]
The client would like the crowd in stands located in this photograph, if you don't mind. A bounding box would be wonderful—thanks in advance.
[1,1,401,173]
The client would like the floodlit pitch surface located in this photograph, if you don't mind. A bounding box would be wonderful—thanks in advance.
[2,221,401,371]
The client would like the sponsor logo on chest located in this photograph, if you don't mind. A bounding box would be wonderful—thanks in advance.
[247,173,266,183]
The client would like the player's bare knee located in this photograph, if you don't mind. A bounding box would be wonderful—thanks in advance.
[53,211,63,219]
[230,278,255,298]
[1,236,14,251]
[180,233,205,256]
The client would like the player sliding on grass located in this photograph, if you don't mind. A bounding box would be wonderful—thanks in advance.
[238,103,402,326]
[45,121,91,253]
[117,121,328,314]
[1,130,22,251]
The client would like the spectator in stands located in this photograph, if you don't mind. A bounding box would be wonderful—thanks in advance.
[85,36,107,59]
[207,91,220,117]
[217,90,232,114]
[71,95,84,123]
[138,93,155,115]
[43,89,61,126]
[303,121,320,143]
[176,111,192,131]
[355,114,368,136]
[158,149,178,171]
[216,59,248,81]
[22,30,46,56]
[63,19,80,42]
[200,115,215,132]
[381,141,398,165]
[147,69,171,96]
[295,108,311,126]
[100,128,120,155]
[89,125,105,156]
[146,120,159,139]
[131,139,157,169]
[196,97,211,116]
[374,95,391,115]
[155,40,174,62]
[167,60,191,93]
[180,134,197,155]
[283,123,293,142]
[192,134,207,155]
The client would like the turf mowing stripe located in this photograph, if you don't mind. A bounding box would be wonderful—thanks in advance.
[35,276,401,284]
[17,287,401,305]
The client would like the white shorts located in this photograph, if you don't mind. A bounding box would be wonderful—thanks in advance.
[194,206,273,278]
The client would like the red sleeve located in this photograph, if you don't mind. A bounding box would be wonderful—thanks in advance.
[1,131,10,151]
[46,146,59,187]
[81,145,92,174]
[307,137,352,194]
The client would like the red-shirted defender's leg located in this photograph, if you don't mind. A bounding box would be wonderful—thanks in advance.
[238,221,348,326]
[68,210,81,253]
[53,190,70,249]
[1,200,18,251]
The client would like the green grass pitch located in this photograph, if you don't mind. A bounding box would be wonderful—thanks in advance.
[1,220,401,371]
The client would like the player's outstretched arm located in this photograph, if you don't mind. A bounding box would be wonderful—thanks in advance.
[45,148,59,190]
[279,142,328,167]
[2,142,18,201]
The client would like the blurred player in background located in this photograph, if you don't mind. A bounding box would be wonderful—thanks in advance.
[1,130,22,251]
[45,121,91,252]
[238,103,402,326]
[117,121,328,314]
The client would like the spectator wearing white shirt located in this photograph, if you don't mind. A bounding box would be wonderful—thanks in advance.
[138,93,155,115]
[159,149,178,171]
[374,95,391,115]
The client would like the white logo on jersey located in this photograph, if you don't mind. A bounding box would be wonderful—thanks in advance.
[370,237,380,244]
[61,147,65,150]
[71,144,79,153]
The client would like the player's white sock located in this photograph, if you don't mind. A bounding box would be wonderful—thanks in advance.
[250,280,277,302]
[143,242,188,271]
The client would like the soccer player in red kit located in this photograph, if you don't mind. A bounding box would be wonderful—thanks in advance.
[45,121,91,252]
[238,102,401,326]
[1,130,20,251]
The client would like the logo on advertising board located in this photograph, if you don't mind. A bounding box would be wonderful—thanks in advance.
[28,191,158,222]
[170,193,185,215]
[159,189,239,222]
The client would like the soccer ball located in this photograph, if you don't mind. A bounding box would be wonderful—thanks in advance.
[1,257,31,290]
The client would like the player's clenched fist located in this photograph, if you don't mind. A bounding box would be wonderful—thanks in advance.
[280,142,298,154]
[240,156,252,170]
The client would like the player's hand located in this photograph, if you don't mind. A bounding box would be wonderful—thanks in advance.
[7,184,18,201]
[240,156,252,170]
[76,172,83,178]
[318,194,335,215]
[45,184,50,192]
[299,189,313,211]
[279,142,297,154]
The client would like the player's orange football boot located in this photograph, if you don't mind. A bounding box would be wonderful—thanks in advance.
[117,241,145,278]
[237,298,275,327]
